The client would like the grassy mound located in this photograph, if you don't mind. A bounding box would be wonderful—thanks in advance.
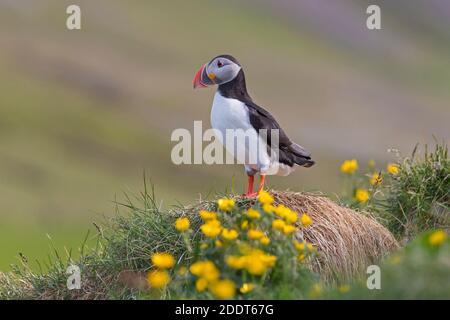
[271,191,398,281]
[0,190,398,299]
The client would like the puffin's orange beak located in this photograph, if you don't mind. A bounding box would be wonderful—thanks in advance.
[193,65,208,89]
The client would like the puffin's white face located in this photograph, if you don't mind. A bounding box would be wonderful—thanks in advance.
[193,55,241,89]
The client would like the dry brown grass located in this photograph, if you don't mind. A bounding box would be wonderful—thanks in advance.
[269,190,399,281]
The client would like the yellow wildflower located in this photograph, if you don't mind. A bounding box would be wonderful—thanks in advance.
[300,213,313,227]
[387,163,399,175]
[217,198,235,211]
[294,241,305,251]
[275,205,298,223]
[200,243,208,250]
[245,258,267,275]
[272,219,286,231]
[199,210,218,221]
[274,205,287,218]
[298,254,306,262]
[260,236,270,246]
[262,204,275,213]
[340,159,358,174]
[239,283,255,294]
[215,240,223,248]
[147,270,170,289]
[429,230,447,246]
[227,250,277,276]
[258,190,274,205]
[200,219,222,238]
[247,229,265,240]
[246,208,261,219]
[369,172,383,186]
[283,224,296,235]
[195,278,208,292]
[309,283,322,299]
[222,228,239,241]
[240,220,249,230]
[151,252,175,269]
[259,253,277,267]
[225,255,246,269]
[209,279,236,299]
[174,217,190,231]
[284,211,298,224]
[307,243,316,252]
[355,189,369,203]
[339,285,350,293]
[190,261,220,282]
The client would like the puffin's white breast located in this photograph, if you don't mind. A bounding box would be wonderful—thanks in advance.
[211,91,253,132]
[210,91,271,172]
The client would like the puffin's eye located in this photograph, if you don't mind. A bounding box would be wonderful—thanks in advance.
[217,61,223,68]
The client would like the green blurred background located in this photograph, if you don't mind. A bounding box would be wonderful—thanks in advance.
[0,0,449,270]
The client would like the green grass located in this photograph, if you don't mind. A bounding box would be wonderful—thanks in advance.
[1,182,448,300]
[0,184,189,299]
[324,230,450,299]
[0,224,92,272]
[380,141,449,239]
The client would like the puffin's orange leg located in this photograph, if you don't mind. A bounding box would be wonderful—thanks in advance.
[245,175,255,197]
[257,175,266,193]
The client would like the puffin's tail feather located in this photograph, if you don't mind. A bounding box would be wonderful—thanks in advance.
[289,143,315,167]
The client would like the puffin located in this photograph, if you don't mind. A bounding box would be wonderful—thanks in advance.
[193,54,314,197]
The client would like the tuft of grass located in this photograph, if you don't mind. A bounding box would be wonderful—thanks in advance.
[381,142,449,240]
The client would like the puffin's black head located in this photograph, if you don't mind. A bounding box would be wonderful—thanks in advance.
[193,54,242,89]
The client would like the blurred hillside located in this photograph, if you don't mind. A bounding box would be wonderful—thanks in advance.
[0,0,449,270]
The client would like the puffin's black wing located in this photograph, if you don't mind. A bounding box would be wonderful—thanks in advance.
[245,101,314,168]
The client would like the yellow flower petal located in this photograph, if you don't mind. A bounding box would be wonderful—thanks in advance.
[387,163,399,175]
[199,210,218,221]
[258,190,274,205]
[217,198,235,211]
[175,217,190,231]
[247,229,264,240]
[222,228,239,241]
[272,219,286,231]
[282,224,296,235]
[300,214,313,227]
[429,230,447,246]
[151,252,175,269]
[246,208,261,219]
[209,279,236,299]
[239,283,255,294]
[260,236,270,245]
[147,270,170,289]
[340,159,358,174]
[195,278,208,292]
[355,189,370,203]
